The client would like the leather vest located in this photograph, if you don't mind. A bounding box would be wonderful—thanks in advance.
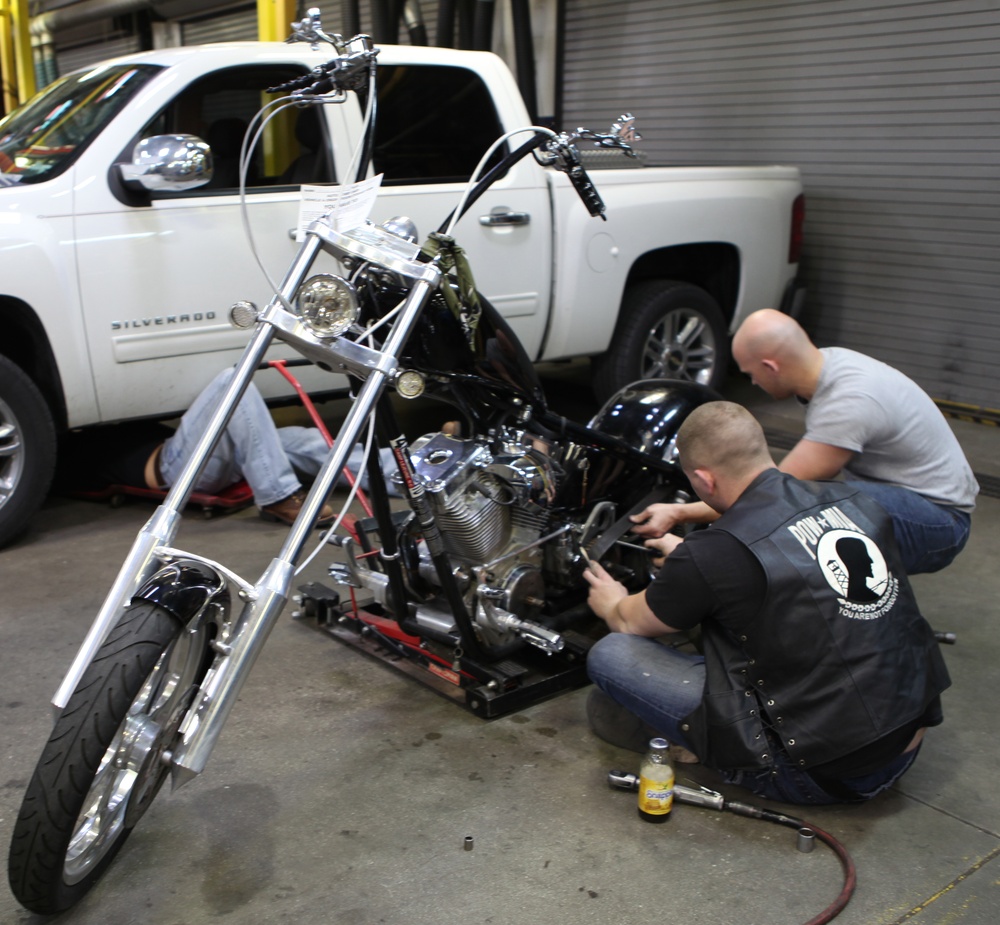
[683,469,950,772]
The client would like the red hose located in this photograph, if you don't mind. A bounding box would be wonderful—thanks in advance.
[798,820,857,925]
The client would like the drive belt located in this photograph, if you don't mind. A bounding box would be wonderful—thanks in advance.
[586,487,672,562]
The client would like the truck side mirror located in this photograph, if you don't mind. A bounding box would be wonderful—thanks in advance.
[118,134,213,192]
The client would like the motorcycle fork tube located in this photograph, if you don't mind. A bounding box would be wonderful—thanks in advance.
[49,246,327,717]
[172,277,438,782]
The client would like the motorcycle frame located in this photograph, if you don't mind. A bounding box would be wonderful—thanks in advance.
[52,218,442,788]
[48,21,641,786]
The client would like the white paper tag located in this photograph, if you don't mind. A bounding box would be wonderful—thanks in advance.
[295,173,384,241]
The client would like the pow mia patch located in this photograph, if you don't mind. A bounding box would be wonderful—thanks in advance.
[787,506,900,620]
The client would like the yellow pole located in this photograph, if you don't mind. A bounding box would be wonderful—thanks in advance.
[256,0,298,177]
[10,0,34,106]
[0,1,16,115]
[257,0,298,43]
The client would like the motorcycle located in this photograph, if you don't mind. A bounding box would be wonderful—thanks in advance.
[7,14,717,915]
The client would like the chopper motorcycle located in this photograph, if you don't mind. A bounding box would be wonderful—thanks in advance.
[7,16,718,915]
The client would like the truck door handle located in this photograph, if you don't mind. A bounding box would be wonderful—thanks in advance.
[479,209,530,227]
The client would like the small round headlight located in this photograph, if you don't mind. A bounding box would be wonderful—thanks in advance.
[294,274,359,337]
[395,369,426,399]
[229,300,259,329]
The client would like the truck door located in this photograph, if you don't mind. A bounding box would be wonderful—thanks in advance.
[73,58,550,424]
[363,62,552,360]
[72,62,349,422]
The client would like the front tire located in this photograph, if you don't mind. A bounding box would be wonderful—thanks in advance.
[8,603,211,914]
[0,355,57,547]
[592,280,729,402]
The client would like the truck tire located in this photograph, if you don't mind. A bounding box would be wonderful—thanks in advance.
[0,355,57,547]
[592,280,729,403]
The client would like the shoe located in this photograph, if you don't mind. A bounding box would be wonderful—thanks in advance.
[259,491,335,527]
[586,688,699,764]
[670,743,700,765]
[586,688,661,753]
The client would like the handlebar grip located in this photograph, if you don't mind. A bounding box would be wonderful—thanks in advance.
[268,53,372,96]
[567,164,607,220]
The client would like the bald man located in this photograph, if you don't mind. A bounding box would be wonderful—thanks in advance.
[631,309,977,574]
[584,401,949,805]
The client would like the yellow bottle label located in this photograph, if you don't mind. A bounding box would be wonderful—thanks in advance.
[638,769,675,815]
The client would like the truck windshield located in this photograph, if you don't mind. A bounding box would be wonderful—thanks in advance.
[0,63,160,185]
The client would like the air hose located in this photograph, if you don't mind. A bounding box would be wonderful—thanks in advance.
[608,771,856,925]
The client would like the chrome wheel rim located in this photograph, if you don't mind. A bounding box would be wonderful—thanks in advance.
[63,625,205,884]
[641,307,718,385]
[0,396,25,514]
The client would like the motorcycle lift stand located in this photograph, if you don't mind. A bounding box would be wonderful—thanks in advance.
[293,582,597,718]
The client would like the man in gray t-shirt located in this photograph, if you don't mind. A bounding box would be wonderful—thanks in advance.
[630,310,977,574]
[806,347,977,513]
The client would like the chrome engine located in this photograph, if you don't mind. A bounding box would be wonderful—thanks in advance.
[331,427,577,652]
[408,431,556,565]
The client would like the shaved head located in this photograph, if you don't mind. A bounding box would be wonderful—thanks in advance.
[677,401,774,482]
[732,309,812,364]
[731,309,823,400]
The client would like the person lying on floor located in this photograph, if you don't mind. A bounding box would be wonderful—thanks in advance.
[65,367,397,526]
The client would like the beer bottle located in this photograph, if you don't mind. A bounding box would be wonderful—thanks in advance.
[637,737,674,823]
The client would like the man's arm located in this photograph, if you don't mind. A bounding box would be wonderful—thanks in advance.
[583,560,682,636]
[778,438,854,480]
[630,500,719,537]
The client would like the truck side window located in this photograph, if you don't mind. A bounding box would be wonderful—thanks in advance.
[373,65,504,184]
[137,65,334,194]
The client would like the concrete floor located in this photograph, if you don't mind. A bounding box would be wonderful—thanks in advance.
[1,365,999,925]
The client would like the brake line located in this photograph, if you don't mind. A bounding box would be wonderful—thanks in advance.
[609,772,856,924]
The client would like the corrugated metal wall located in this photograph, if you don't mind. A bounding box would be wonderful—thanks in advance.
[561,0,1000,410]
[180,6,258,45]
[55,33,139,74]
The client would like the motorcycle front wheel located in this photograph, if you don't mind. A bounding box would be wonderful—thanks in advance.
[8,601,213,914]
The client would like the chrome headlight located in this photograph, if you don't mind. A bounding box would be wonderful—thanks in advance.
[228,300,259,329]
[294,275,359,337]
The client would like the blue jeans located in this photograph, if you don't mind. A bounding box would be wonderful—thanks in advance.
[846,479,972,574]
[159,369,395,507]
[587,632,920,805]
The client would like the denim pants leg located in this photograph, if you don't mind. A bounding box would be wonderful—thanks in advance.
[159,369,300,507]
[845,480,972,574]
[277,429,401,495]
[725,736,921,805]
[586,633,704,752]
[277,426,330,479]
[587,632,920,806]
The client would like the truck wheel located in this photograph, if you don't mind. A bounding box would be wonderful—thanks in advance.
[0,355,57,547]
[592,281,729,402]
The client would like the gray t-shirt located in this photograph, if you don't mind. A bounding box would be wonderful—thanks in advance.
[804,347,978,512]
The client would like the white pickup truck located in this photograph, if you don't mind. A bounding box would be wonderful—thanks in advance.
[0,40,804,545]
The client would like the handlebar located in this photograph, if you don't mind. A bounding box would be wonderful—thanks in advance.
[269,10,641,226]
[268,44,378,97]
[538,115,642,221]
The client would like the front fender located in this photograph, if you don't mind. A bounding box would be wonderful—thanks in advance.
[133,560,230,625]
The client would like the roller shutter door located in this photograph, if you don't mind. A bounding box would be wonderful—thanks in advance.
[181,6,258,45]
[560,0,1000,409]
[56,35,140,75]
